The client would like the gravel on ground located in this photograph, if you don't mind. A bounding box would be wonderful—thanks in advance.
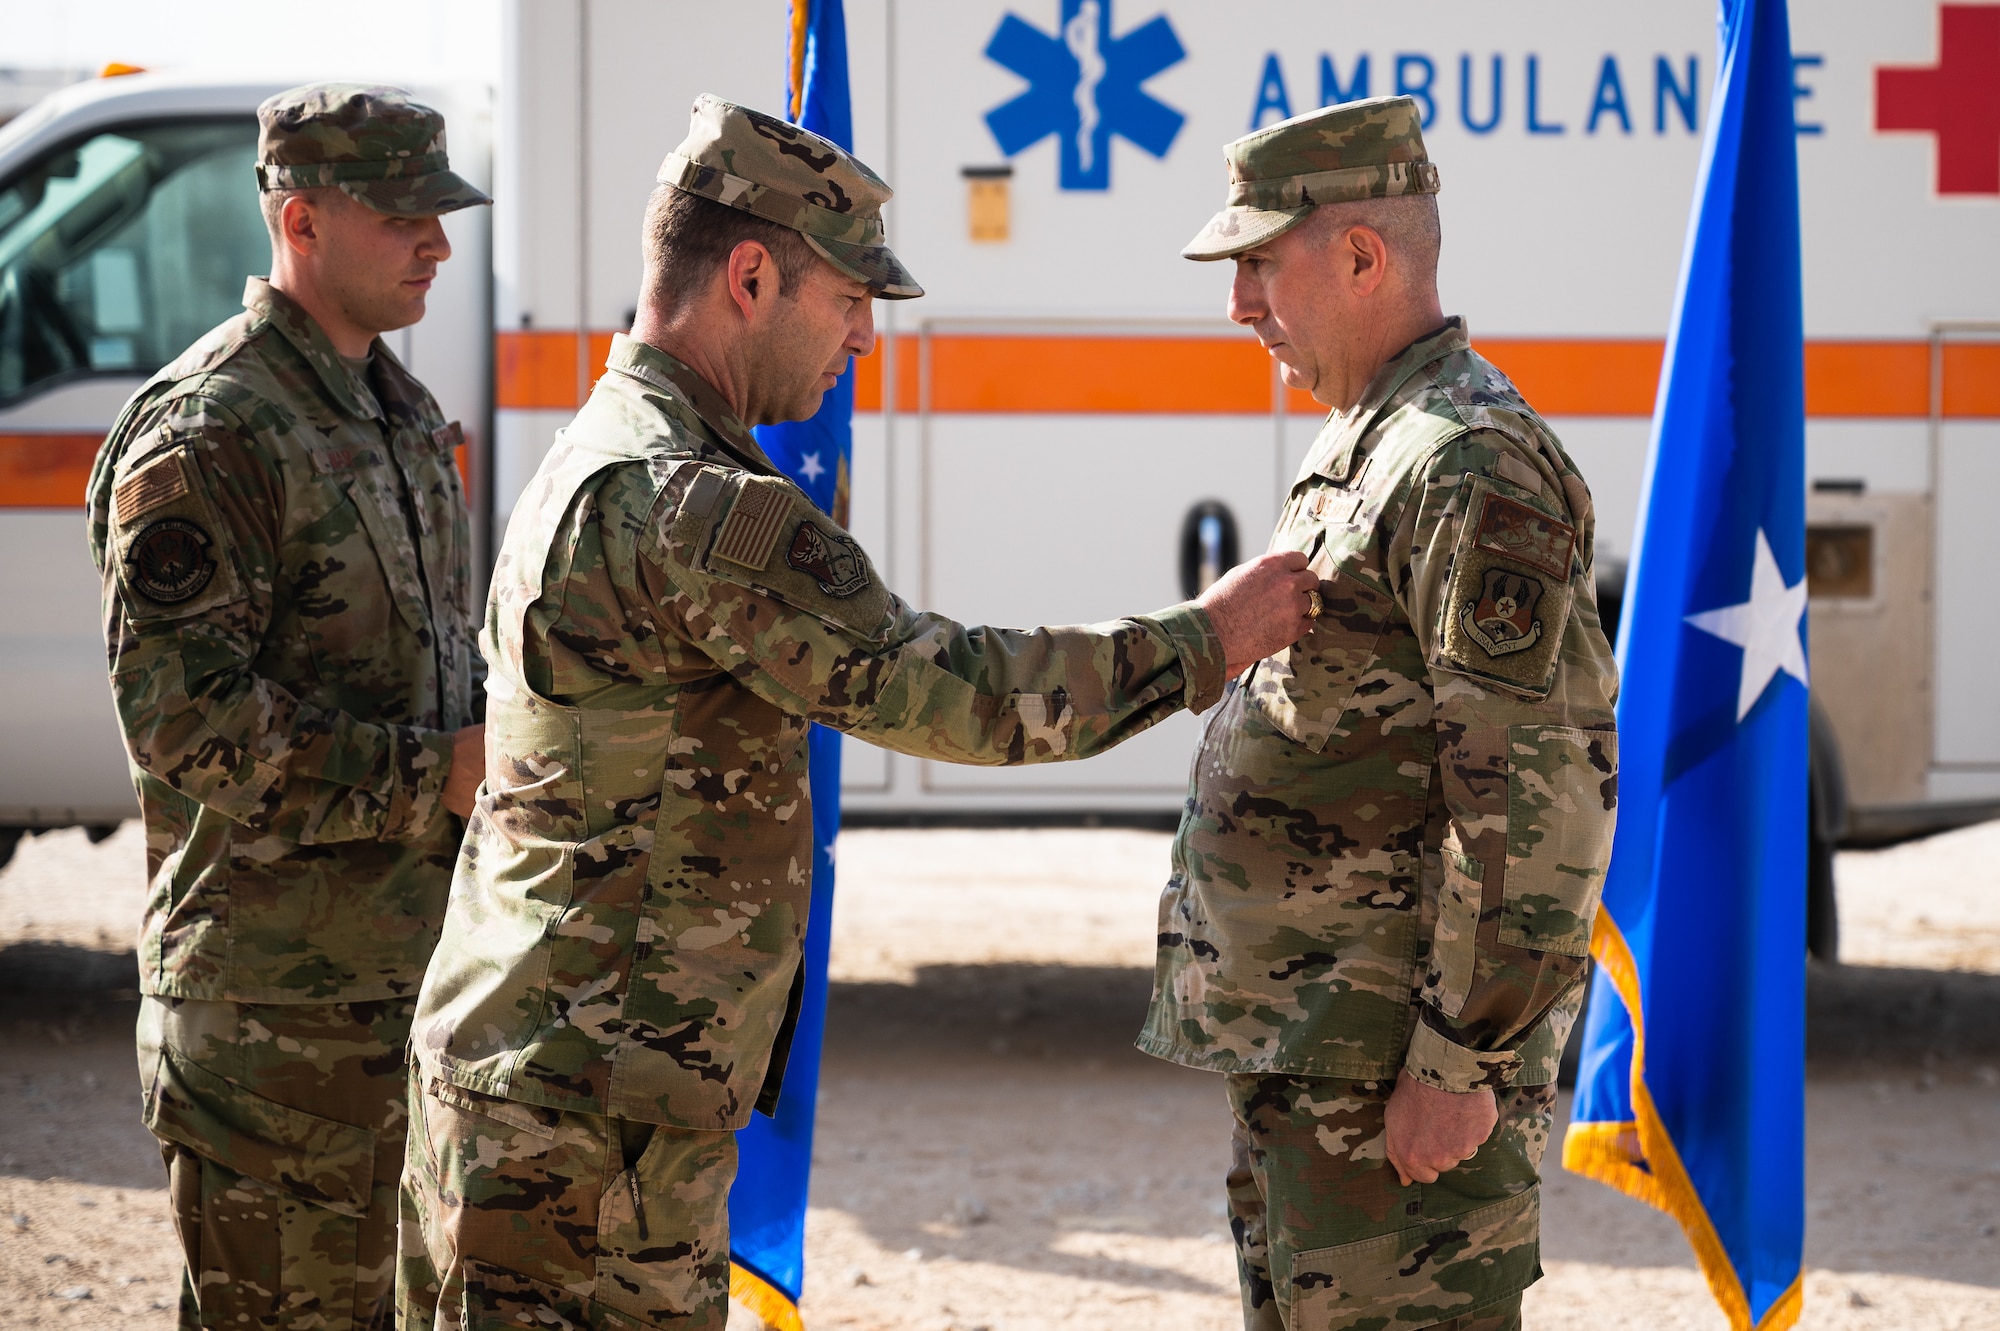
[2,821,1997,1329]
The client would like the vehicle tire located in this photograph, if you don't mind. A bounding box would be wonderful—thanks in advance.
[1807,779,1839,963]
[1806,700,1846,964]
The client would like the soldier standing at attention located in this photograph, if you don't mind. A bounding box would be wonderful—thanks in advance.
[1141,96,1620,1331]
[397,95,1319,1331]
[85,85,489,1331]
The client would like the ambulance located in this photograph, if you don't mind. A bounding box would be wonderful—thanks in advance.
[0,2,1994,955]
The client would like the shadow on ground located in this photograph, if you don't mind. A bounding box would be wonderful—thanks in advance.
[825,959,2000,1069]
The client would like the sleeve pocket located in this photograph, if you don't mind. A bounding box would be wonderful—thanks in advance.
[670,470,894,645]
[1499,725,1618,957]
[1422,847,1484,1018]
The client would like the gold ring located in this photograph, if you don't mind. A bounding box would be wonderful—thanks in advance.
[1305,588,1323,620]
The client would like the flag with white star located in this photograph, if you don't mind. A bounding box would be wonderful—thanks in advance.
[1562,2,1808,1329]
[728,5,854,1328]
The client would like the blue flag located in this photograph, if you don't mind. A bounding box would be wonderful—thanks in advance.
[1562,1,1806,1328]
[727,4,853,1327]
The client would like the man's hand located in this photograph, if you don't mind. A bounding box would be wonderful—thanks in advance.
[1196,551,1320,678]
[441,724,486,820]
[1384,1070,1499,1186]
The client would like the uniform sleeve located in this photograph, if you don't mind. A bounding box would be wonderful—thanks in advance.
[1388,431,1620,1093]
[642,467,1226,763]
[96,404,455,845]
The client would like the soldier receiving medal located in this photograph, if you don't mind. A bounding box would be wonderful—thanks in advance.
[1145,95,1621,1331]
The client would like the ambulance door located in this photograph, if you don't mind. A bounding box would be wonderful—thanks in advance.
[0,115,266,828]
[1929,323,2000,804]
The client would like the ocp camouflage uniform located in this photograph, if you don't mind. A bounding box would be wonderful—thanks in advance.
[402,328,1225,1330]
[1152,97,1620,1331]
[399,97,1228,1331]
[84,84,488,1331]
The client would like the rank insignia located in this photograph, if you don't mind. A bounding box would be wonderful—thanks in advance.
[786,520,869,598]
[1472,493,1575,578]
[127,518,218,605]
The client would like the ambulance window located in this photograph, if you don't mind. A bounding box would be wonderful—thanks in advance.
[0,118,265,407]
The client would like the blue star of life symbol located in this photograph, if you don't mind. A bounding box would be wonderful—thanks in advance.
[983,0,1186,191]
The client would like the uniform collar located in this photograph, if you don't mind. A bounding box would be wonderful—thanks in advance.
[1349,317,1470,424]
[603,334,780,474]
[1300,317,1470,485]
[242,277,385,422]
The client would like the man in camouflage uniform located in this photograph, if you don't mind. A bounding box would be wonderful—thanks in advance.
[84,85,490,1331]
[1141,96,1620,1331]
[397,95,1319,1331]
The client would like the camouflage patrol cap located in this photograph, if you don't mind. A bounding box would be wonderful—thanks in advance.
[658,94,921,299]
[1183,95,1439,261]
[255,83,489,217]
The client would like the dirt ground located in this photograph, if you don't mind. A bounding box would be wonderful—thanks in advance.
[3,822,1998,1330]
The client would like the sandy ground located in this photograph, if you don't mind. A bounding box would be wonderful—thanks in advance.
[2,822,1998,1329]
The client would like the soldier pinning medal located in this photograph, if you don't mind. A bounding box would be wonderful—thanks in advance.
[394,95,1322,1331]
[85,84,489,1331]
[1140,96,1621,1331]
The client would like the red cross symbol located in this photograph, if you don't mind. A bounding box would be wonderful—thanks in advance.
[1875,4,2000,194]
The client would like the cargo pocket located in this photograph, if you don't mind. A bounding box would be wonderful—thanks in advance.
[1500,726,1618,956]
[1422,848,1484,1018]
[142,1044,376,1217]
[1245,568,1394,752]
[461,1258,649,1331]
[1286,1185,1542,1330]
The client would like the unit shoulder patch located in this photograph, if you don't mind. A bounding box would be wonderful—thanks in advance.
[786,520,869,598]
[126,517,219,605]
[712,477,794,570]
[1434,483,1576,696]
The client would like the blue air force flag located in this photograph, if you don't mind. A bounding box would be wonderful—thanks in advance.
[727,4,856,1328]
[1562,1,1808,1329]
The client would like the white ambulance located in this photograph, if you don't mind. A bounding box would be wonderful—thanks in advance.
[0,2,1994,955]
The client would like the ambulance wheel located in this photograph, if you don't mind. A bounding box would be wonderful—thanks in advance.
[1807,782,1839,963]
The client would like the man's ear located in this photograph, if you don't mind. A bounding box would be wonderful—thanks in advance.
[725,240,775,320]
[280,194,321,257]
[1345,224,1390,296]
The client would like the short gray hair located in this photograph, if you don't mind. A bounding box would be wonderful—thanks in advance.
[1310,193,1441,289]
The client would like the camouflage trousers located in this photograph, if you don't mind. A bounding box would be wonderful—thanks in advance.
[1225,1072,1556,1331]
[136,995,416,1331]
[397,1071,735,1330]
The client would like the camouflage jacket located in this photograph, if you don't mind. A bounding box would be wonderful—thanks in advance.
[85,278,482,1004]
[413,335,1225,1130]
[1139,321,1619,1093]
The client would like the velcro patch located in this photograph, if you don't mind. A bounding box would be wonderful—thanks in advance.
[432,421,464,453]
[1472,493,1575,579]
[786,520,870,598]
[113,455,189,526]
[126,518,219,605]
[1435,484,1574,697]
[712,478,793,570]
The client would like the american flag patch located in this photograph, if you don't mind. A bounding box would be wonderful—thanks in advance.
[114,455,188,525]
[712,479,792,570]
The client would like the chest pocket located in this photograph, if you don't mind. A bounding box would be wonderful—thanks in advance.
[308,443,429,635]
[1245,545,1396,753]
